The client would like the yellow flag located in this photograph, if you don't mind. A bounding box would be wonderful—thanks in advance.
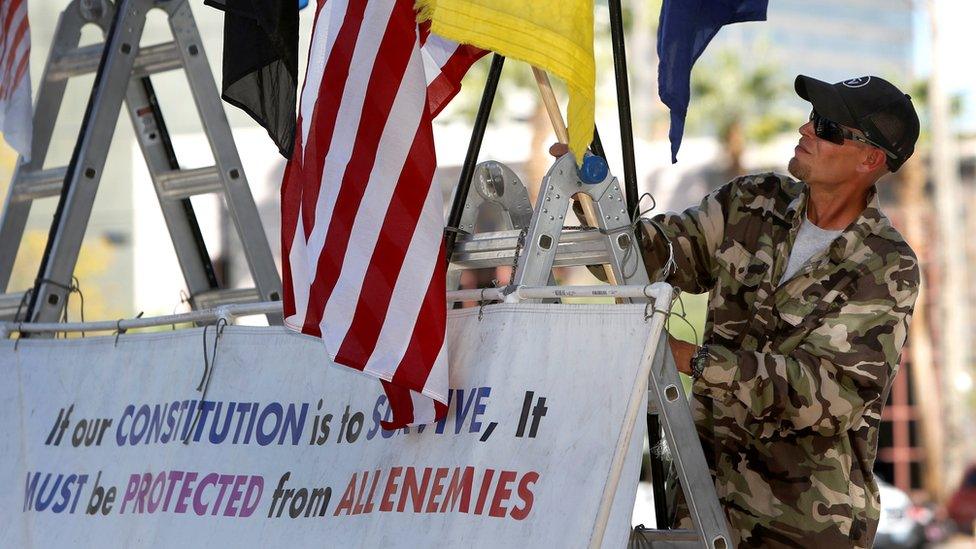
[416,0,594,164]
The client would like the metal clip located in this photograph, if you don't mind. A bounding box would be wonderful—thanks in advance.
[643,284,654,322]
[477,288,488,321]
[13,323,24,350]
[113,311,144,347]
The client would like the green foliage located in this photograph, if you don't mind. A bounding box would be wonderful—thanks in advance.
[907,79,967,147]
[668,291,707,394]
[666,291,707,345]
[687,47,799,144]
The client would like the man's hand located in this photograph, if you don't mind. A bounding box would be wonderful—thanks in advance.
[548,142,570,157]
[668,334,698,376]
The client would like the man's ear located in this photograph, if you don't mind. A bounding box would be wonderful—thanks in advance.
[858,147,888,174]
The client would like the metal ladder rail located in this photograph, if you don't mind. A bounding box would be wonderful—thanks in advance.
[130,75,222,297]
[22,0,151,323]
[112,1,224,309]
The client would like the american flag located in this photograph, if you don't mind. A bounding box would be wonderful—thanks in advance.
[280,0,483,429]
[0,0,31,160]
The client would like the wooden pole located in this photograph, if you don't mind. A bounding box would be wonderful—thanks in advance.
[531,68,570,143]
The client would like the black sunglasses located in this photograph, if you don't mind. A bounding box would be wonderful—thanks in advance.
[809,110,897,159]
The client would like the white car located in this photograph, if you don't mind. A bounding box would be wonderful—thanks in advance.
[875,478,928,549]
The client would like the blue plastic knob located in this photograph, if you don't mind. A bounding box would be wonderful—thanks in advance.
[579,154,609,185]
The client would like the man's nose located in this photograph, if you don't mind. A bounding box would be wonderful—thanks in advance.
[799,120,815,137]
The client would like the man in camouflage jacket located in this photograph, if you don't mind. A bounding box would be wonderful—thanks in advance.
[641,75,921,547]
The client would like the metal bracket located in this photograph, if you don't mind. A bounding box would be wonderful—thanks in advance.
[511,154,644,291]
[455,161,534,234]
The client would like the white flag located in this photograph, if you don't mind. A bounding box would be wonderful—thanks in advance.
[0,0,31,160]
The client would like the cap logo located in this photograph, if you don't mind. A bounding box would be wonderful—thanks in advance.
[842,77,871,88]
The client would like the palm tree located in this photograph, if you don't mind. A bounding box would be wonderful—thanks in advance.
[897,143,944,500]
[920,0,976,499]
[893,76,967,501]
[899,68,970,499]
[687,48,796,180]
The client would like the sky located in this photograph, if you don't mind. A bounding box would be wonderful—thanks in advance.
[914,1,976,131]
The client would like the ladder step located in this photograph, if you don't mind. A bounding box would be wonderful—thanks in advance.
[0,291,30,321]
[8,163,222,204]
[157,166,223,200]
[450,229,613,270]
[629,528,702,547]
[10,166,69,202]
[47,41,182,81]
[192,288,261,310]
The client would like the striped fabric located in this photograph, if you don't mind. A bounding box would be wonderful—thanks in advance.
[0,0,31,160]
[280,0,483,429]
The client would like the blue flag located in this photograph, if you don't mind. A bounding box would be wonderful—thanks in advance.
[657,0,768,162]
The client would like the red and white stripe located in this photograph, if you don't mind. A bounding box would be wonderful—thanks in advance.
[0,0,31,160]
[420,26,485,117]
[281,0,483,429]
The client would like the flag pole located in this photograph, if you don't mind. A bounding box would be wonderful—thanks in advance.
[607,0,639,221]
[445,54,506,264]
[590,125,606,160]
[605,0,672,527]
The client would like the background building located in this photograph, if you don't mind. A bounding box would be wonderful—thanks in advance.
[710,0,914,85]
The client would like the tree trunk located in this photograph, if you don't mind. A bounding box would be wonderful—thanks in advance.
[724,119,745,180]
[897,155,945,501]
[526,98,551,203]
[928,0,972,495]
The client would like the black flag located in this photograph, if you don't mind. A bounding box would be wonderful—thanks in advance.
[206,0,299,159]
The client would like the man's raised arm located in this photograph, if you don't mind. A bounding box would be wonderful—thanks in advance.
[640,181,735,294]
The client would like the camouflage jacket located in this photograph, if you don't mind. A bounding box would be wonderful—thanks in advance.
[640,173,919,548]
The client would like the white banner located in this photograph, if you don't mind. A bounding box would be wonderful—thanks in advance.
[0,304,651,547]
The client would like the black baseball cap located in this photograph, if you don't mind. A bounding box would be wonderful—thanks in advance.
[795,75,920,172]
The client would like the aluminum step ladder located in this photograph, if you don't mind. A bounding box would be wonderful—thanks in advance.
[449,154,733,548]
[0,0,282,324]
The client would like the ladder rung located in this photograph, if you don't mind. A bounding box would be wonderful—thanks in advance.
[10,167,68,202]
[8,163,219,204]
[450,229,613,270]
[0,291,29,321]
[47,41,183,81]
[647,391,658,415]
[192,288,261,310]
[629,528,702,547]
[157,166,223,200]
[130,42,185,77]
